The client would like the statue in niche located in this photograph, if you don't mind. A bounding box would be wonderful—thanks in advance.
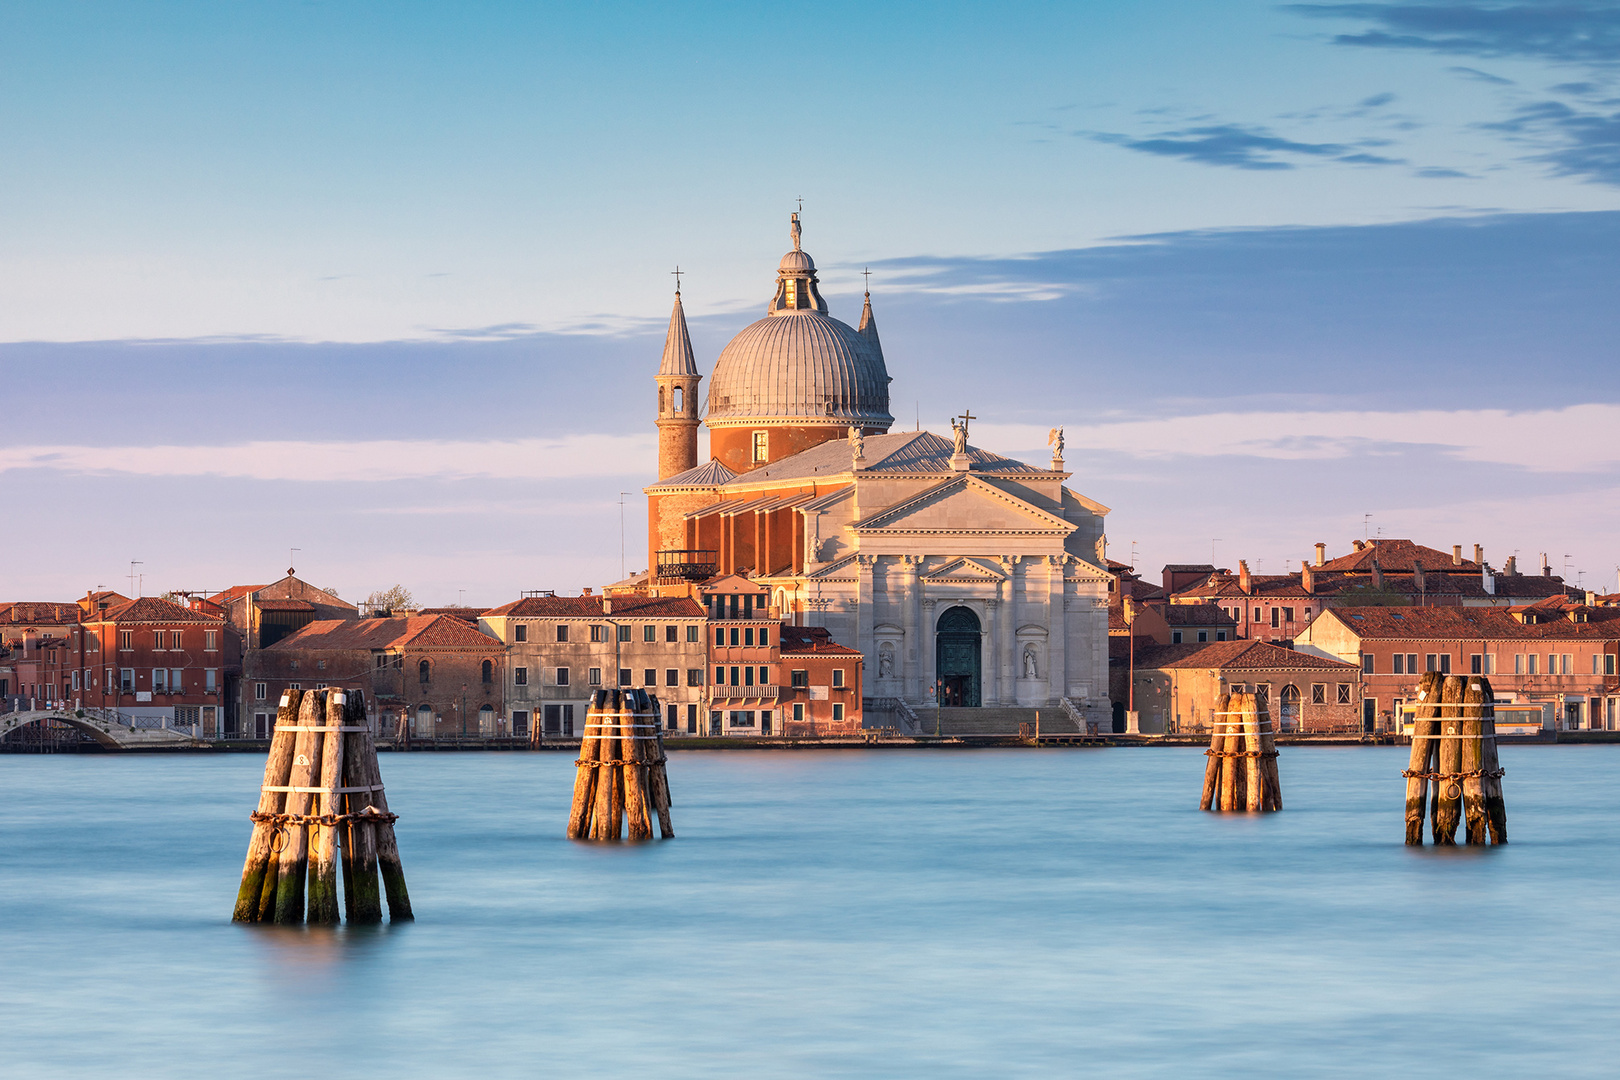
[1022,643,1039,679]
[878,643,895,679]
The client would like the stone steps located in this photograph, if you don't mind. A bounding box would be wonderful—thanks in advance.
[914,706,1079,736]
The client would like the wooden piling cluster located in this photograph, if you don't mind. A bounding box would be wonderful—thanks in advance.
[1199,692,1282,812]
[567,689,673,841]
[232,688,413,924]
[1402,671,1507,846]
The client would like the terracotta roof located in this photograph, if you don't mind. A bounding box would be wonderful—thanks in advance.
[778,624,862,655]
[484,595,705,619]
[1162,563,1217,573]
[1142,639,1358,671]
[206,584,266,604]
[1161,603,1237,627]
[416,606,489,621]
[94,596,224,625]
[1322,605,1620,642]
[256,599,315,612]
[269,615,499,652]
[0,602,83,626]
[1318,539,1480,574]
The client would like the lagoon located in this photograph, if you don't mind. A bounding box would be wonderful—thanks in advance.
[3,746,1619,1078]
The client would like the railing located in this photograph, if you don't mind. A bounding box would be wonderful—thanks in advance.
[866,696,922,735]
[709,685,780,700]
[656,549,718,583]
[1059,697,1089,733]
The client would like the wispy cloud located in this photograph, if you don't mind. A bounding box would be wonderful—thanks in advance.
[0,434,657,482]
[1087,123,1403,169]
[1482,98,1620,182]
[977,403,1620,473]
[1289,3,1620,64]
[1450,65,1516,84]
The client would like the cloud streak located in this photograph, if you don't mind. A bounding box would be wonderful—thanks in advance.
[0,434,657,482]
[1087,123,1403,170]
[1289,3,1620,64]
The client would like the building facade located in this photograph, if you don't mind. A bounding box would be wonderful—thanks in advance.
[81,596,241,735]
[479,593,707,738]
[643,216,1112,726]
[1130,638,1362,734]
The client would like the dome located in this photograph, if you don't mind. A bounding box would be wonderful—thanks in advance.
[778,249,815,274]
[705,310,893,425]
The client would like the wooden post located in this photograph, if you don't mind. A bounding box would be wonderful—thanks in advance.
[623,690,653,841]
[307,689,347,924]
[341,690,382,923]
[1218,693,1242,812]
[1461,677,1489,845]
[591,691,621,841]
[1431,675,1465,846]
[648,694,675,838]
[1242,693,1263,812]
[1257,694,1281,811]
[1405,671,1443,845]
[1479,676,1508,844]
[273,690,325,923]
[1200,693,1228,811]
[233,688,302,922]
[358,719,412,921]
[567,690,605,839]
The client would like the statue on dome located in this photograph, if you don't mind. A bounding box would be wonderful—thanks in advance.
[790,212,801,252]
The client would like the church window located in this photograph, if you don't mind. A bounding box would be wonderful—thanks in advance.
[784,278,797,308]
[752,431,768,462]
[659,387,665,413]
[418,660,430,685]
[481,660,493,684]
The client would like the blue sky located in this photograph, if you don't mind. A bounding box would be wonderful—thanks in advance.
[3,1,1618,601]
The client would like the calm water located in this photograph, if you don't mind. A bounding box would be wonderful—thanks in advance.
[3,745,1618,1078]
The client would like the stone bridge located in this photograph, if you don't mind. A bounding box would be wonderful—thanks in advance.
[0,708,207,750]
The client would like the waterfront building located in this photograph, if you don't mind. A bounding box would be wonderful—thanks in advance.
[250,614,504,740]
[778,624,864,737]
[644,215,1112,727]
[1128,638,1362,734]
[80,596,240,735]
[207,571,357,649]
[479,592,707,738]
[1295,599,1620,731]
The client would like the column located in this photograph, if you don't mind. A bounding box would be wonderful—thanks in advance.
[1047,555,1068,704]
[921,598,938,702]
[983,599,999,706]
[999,561,1016,704]
[902,556,920,702]
[857,555,876,682]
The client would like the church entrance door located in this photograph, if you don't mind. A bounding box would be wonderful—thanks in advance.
[935,606,982,708]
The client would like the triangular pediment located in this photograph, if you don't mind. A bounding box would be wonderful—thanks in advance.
[806,554,858,581]
[852,475,1075,536]
[922,557,1006,583]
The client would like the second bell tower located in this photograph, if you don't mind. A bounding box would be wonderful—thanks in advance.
[655,286,701,480]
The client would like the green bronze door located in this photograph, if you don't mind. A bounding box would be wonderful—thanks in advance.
[935,605,981,707]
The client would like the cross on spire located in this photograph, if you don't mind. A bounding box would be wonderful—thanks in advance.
[862,266,871,295]
[671,265,683,294]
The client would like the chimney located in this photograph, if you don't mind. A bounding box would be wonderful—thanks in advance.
[1482,565,1495,596]
[1505,555,1518,576]
[1238,560,1251,594]
[1474,544,1483,566]
[1353,540,1366,552]
[1413,561,1425,592]
[1301,560,1314,594]
[1586,590,1597,606]
[1314,542,1326,567]
[581,586,592,595]
[1541,553,1551,578]
[1372,558,1384,591]
[1452,544,1462,566]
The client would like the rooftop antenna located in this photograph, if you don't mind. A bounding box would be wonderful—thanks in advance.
[129,561,143,597]
[915,400,919,431]
[289,548,300,576]
[1211,539,1223,565]
[619,492,631,580]
[1130,540,1139,571]
[1364,513,1371,539]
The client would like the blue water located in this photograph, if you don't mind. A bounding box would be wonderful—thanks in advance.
[3,746,1618,1078]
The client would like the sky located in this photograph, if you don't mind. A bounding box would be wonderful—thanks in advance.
[3,1,1619,603]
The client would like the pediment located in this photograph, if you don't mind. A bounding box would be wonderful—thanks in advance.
[921,557,1006,583]
[851,476,1075,536]
[806,554,858,581]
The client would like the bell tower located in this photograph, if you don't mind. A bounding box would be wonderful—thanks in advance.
[655,282,702,480]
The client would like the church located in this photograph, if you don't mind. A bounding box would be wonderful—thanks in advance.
[643,215,1113,727]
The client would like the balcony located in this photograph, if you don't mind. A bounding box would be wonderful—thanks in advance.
[708,684,780,701]
[656,549,718,584]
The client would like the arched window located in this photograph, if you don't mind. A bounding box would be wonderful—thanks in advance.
[481,659,493,684]
[672,386,683,413]
[418,660,431,685]
[479,704,495,735]
[659,387,666,413]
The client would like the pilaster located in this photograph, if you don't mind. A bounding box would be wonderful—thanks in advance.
[1048,554,1068,704]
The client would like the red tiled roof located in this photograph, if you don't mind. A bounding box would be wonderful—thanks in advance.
[1142,639,1358,671]
[94,596,224,625]
[207,584,266,605]
[1161,603,1237,627]
[1322,605,1620,642]
[778,624,862,655]
[0,602,83,625]
[484,595,704,618]
[255,599,315,612]
[270,614,499,652]
[1317,539,1480,573]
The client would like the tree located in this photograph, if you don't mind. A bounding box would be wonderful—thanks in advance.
[364,585,415,615]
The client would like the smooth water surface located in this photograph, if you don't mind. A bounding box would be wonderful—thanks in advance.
[3,746,1618,1078]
